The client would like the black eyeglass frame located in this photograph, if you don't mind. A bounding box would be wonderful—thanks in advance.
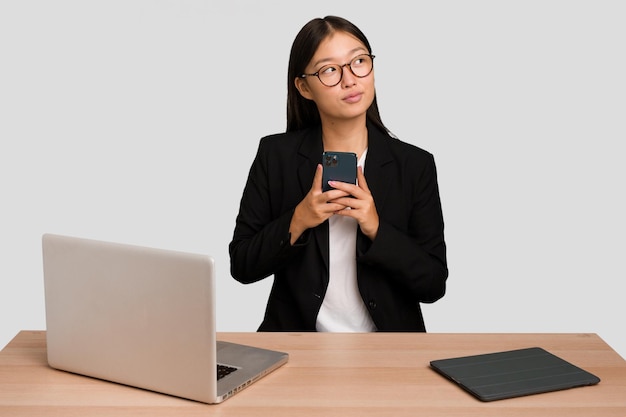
[299,54,376,87]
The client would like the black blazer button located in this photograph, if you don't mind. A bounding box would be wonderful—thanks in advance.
[368,300,377,310]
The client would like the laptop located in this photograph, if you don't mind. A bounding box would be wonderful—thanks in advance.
[430,346,600,402]
[41,233,288,403]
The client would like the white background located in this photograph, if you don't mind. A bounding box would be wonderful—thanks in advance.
[1,1,624,358]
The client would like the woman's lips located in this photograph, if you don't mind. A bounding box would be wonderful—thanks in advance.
[343,92,362,103]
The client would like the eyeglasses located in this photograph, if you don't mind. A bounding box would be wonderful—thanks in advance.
[300,54,375,87]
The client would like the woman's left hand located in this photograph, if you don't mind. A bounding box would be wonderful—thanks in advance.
[327,166,379,241]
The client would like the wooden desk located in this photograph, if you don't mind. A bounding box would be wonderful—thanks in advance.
[1,331,625,416]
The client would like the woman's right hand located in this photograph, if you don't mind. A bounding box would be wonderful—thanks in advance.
[288,164,350,244]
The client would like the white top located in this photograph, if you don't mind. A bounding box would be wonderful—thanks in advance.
[316,150,377,332]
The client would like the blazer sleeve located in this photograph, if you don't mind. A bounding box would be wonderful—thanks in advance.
[357,152,448,303]
[229,137,309,284]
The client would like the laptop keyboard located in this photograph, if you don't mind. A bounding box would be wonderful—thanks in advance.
[217,364,238,380]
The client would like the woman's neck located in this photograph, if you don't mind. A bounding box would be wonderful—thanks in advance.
[321,118,368,159]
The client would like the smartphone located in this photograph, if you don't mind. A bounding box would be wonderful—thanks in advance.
[321,151,357,192]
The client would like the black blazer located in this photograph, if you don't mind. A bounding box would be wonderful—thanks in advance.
[229,122,448,332]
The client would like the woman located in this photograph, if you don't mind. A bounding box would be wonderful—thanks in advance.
[229,16,447,332]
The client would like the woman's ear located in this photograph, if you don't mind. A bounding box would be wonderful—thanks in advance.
[294,77,313,100]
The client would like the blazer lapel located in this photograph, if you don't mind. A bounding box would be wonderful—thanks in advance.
[296,126,323,196]
[363,124,394,213]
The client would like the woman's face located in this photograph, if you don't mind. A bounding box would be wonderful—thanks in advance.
[295,31,375,124]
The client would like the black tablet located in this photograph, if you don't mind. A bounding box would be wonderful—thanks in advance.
[430,346,600,401]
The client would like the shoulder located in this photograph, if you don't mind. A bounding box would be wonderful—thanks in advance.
[259,129,310,147]
[389,135,434,161]
[370,126,436,167]
[253,127,322,169]
[256,129,312,155]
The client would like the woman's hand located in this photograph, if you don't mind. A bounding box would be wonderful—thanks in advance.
[289,164,352,244]
[327,166,379,241]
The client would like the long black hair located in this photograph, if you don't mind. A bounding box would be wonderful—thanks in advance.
[286,16,387,133]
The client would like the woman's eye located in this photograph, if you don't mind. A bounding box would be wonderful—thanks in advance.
[353,58,365,67]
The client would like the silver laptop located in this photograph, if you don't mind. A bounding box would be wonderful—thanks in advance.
[41,233,288,403]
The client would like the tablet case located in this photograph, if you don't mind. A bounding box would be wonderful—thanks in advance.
[430,347,600,401]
